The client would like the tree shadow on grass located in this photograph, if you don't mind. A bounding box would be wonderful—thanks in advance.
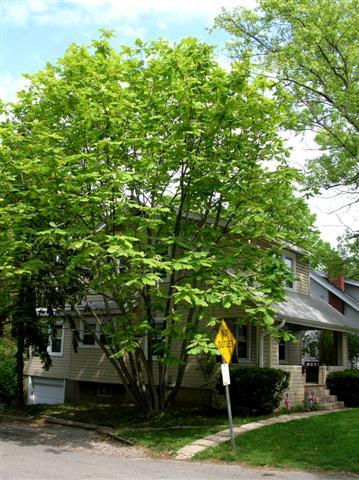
[0,421,119,454]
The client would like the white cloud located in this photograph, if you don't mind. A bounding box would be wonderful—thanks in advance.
[3,0,257,27]
[216,54,232,71]
[0,73,29,103]
[308,191,359,246]
[285,131,358,246]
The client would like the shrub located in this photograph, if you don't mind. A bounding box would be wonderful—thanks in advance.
[0,338,17,403]
[216,367,290,414]
[327,369,359,407]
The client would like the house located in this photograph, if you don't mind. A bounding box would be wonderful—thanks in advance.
[24,246,359,407]
[310,270,359,321]
[309,270,359,367]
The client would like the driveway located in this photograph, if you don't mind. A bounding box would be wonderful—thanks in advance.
[1,421,357,480]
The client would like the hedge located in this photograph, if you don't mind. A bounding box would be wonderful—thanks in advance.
[0,339,17,402]
[327,369,359,407]
[216,367,290,414]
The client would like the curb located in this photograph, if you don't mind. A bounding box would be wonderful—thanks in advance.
[0,414,133,446]
[43,416,134,445]
[0,414,35,424]
[175,408,351,460]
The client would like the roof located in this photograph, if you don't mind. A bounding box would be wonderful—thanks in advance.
[277,290,359,333]
[310,270,359,312]
[345,278,359,287]
[312,270,359,287]
[278,241,309,256]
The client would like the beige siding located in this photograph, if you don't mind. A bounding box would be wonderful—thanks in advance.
[24,320,123,384]
[296,255,310,295]
[24,322,72,379]
[181,358,209,388]
[68,348,121,383]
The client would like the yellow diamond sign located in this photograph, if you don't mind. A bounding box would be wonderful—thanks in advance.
[214,319,236,364]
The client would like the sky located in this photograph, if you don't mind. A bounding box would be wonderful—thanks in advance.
[0,0,356,246]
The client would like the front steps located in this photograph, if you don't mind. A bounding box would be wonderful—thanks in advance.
[304,384,345,410]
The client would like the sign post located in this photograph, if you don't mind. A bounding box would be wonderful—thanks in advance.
[214,320,236,449]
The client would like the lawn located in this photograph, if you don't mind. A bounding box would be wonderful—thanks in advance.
[1,403,263,454]
[195,409,359,474]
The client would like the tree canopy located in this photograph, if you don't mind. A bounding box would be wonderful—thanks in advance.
[215,0,358,197]
[0,32,316,412]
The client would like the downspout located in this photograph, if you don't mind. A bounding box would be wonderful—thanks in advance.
[259,318,286,368]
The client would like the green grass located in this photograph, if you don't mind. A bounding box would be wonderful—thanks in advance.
[1,403,265,454]
[117,425,222,454]
[195,409,359,474]
[112,409,265,454]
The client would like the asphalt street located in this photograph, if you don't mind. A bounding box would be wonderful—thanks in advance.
[0,422,356,480]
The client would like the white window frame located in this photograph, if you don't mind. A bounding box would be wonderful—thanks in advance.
[48,322,64,357]
[79,320,101,349]
[283,251,296,291]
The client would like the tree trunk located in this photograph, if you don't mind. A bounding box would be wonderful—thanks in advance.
[15,321,25,407]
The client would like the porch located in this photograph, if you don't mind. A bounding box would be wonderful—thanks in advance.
[260,290,356,407]
[261,323,348,407]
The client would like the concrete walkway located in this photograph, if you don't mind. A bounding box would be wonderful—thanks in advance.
[175,408,348,460]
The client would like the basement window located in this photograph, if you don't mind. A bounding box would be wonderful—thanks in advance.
[97,384,113,398]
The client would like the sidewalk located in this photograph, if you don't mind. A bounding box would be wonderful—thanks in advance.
[175,408,348,460]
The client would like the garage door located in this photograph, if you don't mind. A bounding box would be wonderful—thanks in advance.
[28,377,65,405]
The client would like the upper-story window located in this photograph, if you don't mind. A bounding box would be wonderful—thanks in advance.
[283,251,296,290]
[79,320,108,348]
[48,323,64,356]
[82,322,97,346]
[80,321,100,348]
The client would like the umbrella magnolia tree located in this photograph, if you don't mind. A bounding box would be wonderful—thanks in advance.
[0,32,316,413]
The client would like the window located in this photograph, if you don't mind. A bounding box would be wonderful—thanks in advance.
[283,252,296,290]
[80,320,109,348]
[48,323,64,356]
[83,323,97,346]
[222,320,251,363]
[80,321,100,348]
[97,384,113,398]
[278,339,287,363]
[236,325,249,360]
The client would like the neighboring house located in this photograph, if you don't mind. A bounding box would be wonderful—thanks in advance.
[310,270,359,367]
[310,270,359,322]
[24,247,359,407]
